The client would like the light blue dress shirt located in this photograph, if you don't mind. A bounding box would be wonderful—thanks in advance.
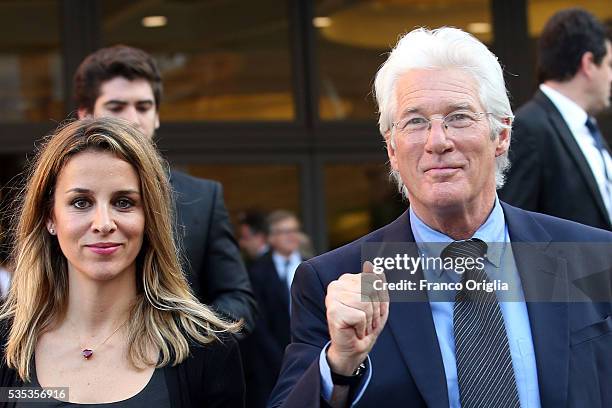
[319,197,541,407]
[273,250,302,314]
[411,197,541,407]
[272,250,302,289]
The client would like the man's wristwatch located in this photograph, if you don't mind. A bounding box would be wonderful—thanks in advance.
[330,361,367,387]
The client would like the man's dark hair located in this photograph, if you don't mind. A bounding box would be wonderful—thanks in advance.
[74,45,162,113]
[238,210,269,236]
[537,8,608,83]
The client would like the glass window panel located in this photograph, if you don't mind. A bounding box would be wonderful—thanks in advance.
[527,0,611,38]
[180,164,300,228]
[101,0,294,121]
[325,163,404,249]
[315,0,493,121]
[0,1,63,122]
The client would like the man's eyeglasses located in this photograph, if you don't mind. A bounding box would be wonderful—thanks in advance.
[392,110,494,136]
[270,227,301,235]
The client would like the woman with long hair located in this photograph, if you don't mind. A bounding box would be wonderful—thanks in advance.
[0,117,243,407]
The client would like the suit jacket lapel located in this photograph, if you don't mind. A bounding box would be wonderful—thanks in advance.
[502,203,570,407]
[535,91,610,224]
[379,212,449,408]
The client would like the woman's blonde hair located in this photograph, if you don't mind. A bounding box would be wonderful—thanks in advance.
[0,117,240,381]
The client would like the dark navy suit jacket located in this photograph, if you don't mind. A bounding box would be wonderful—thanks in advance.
[268,202,612,408]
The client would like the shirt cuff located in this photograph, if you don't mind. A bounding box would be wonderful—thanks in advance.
[319,341,372,406]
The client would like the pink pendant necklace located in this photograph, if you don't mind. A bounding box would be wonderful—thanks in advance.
[73,319,128,360]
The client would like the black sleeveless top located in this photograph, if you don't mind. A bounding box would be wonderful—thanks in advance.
[15,363,171,408]
[1,327,244,408]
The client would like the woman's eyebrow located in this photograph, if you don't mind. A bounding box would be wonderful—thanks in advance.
[114,189,141,196]
[65,187,91,194]
[64,188,140,195]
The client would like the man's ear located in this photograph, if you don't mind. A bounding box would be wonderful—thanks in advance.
[385,131,399,171]
[155,112,160,130]
[495,120,511,157]
[77,107,93,119]
[579,51,596,79]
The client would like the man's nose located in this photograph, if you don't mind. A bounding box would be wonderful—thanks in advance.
[120,107,142,129]
[424,119,453,154]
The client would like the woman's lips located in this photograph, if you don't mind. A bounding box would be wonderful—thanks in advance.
[86,244,121,255]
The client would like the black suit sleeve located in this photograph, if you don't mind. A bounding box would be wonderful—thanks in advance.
[204,335,246,408]
[0,322,19,390]
[498,113,542,210]
[203,183,257,334]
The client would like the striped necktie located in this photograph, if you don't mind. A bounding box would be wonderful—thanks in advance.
[441,239,520,408]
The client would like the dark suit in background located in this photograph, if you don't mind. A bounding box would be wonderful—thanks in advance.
[240,252,291,408]
[268,203,612,407]
[499,97,612,231]
[170,169,257,334]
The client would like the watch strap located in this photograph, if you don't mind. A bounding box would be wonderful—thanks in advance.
[330,361,367,387]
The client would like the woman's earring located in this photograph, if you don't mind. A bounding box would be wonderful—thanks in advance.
[49,227,55,235]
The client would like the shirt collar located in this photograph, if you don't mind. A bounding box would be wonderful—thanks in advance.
[272,250,301,265]
[540,84,588,132]
[409,196,506,277]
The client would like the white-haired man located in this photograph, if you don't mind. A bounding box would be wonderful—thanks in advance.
[268,27,612,408]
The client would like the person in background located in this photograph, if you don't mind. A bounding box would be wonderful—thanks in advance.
[265,210,304,293]
[73,45,256,334]
[240,210,304,408]
[0,118,244,407]
[500,8,612,230]
[252,210,304,348]
[237,209,269,268]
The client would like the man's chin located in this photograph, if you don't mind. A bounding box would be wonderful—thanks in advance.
[421,185,469,209]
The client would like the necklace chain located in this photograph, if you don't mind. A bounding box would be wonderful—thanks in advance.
[69,318,128,360]
[86,320,127,350]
